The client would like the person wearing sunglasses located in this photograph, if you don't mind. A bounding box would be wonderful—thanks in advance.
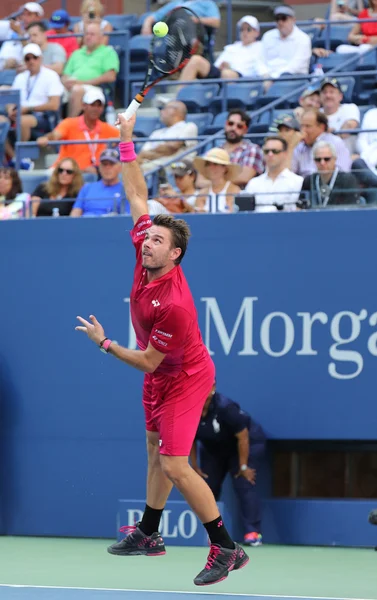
[177,15,268,86]
[0,43,63,169]
[261,5,311,79]
[31,158,84,217]
[244,135,303,212]
[300,141,360,207]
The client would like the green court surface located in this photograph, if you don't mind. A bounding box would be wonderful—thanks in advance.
[0,537,377,599]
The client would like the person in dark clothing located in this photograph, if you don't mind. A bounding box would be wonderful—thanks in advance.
[190,382,266,546]
[300,140,360,207]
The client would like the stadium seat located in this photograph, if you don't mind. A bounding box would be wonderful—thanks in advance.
[133,116,162,138]
[353,49,377,103]
[210,82,263,113]
[319,53,358,72]
[186,113,213,135]
[335,77,355,103]
[0,120,9,166]
[129,35,152,67]
[203,111,228,135]
[0,69,16,86]
[256,80,308,108]
[177,84,219,113]
[358,106,373,122]
[105,14,138,30]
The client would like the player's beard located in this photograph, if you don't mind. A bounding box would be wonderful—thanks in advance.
[225,131,243,144]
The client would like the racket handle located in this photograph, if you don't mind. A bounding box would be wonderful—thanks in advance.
[118,99,141,123]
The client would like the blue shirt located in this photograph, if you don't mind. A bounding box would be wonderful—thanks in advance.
[195,392,264,455]
[73,180,129,216]
[153,0,220,22]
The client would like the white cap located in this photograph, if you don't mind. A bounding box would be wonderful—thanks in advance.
[23,2,45,16]
[23,42,42,57]
[238,15,260,32]
[83,88,106,105]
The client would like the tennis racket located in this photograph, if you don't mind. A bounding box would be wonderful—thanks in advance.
[119,6,203,121]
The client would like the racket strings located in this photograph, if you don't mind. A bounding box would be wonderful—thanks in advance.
[152,8,200,73]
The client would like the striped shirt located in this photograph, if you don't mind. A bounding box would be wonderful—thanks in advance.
[223,140,264,175]
[292,133,351,177]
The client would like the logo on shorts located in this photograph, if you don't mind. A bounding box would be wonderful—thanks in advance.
[152,299,160,307]
[159,439,162,447]
[212,417,220,433]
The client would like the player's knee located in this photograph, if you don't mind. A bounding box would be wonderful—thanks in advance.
[160,457,188,485]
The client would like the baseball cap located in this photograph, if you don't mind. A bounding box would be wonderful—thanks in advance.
[23,42,42,57]
[320,77,341,91]
[238,16,260,32]
[273,5,295,18]
[171,159,195,176]
[23,2,44,15]
[276,115,300,131]
[83,88,106,105]
[100,148,120,164]
[301,85,320,100]
[49,9,70,29]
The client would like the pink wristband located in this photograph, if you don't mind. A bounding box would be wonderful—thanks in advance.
[119,141,137,163]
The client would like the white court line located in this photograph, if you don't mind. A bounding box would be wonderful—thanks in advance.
[0,585,374,600]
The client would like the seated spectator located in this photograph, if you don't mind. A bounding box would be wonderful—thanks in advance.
[261,5,312,79]
[351,107,377,203]
[155,159,198,212]
[300,141,360,207]
[62,23,119,117]
[0,2,44,70]
[70,149,127,217]
[319,78,359,151]
[193,148,241,213]
[292,109,351,176]
[37,88,119,173]
[141,0,221,35]
[244,136,303,212]
[274,115,302,168]
[0,43,63,165]
[26,22,67,75]
[294,85,321,122]
[221,109,264,188]
[73,0,113,44]
[31,158,84,217]
[330,0,363,20]
[337,0,377,54]
[138,101,198,169]
[46,10,79,59]
[0,166,30,218]
[178,16,267,86]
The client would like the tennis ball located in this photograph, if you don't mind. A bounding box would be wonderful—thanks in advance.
[153,21,169,37]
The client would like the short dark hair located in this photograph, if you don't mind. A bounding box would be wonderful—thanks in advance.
[26,21,48,32]
[152,214,191,265]
[0,167,23,202]
[227,108,251,129]
[303,108,328,131]
[263,135,288,152]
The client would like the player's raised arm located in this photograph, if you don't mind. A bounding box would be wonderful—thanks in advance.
[118,114,149,224]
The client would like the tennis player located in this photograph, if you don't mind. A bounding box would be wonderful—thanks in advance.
[75,113,249,586]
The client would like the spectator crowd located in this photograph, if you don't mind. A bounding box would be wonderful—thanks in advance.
[1,0,377,218]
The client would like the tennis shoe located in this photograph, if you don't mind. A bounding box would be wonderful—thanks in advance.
[107,522,166,556]
[193,543,249,586]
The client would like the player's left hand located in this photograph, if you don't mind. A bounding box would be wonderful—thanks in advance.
[75,315,105,346]
[235,467,256,485]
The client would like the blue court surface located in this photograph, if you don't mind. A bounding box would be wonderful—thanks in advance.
[0,587,370,600]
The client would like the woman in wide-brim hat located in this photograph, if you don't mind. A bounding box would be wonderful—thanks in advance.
[193,148,241,213]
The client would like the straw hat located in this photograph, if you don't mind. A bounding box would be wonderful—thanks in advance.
[193,148,242,182]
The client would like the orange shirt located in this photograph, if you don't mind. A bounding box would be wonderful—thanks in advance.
[55,115,120,170]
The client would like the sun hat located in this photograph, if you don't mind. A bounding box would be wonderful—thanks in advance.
[193,148,242,181]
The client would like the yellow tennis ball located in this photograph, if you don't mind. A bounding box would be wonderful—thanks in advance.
[153,21,169,37]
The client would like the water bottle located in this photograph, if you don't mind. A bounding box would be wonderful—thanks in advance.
[105,101,116,126]
[52,207,60,218]
[311,63,324,83]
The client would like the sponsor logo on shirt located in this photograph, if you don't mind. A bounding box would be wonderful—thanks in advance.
[155,329,172,338]
[152,299,160,307]
[159,439,162,447]
[152,335,167,347]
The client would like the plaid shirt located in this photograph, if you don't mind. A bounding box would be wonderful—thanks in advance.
[223,140,264,175]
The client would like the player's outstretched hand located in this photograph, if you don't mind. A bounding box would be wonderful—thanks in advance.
[75,315,105,346]
[117,113,137,143]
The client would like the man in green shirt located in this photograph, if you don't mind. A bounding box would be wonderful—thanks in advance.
[62,22,119,116]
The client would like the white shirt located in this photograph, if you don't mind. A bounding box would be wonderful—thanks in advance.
[357,107,377,155]
[261,25,311,79]
[12,66,64,108]
[142,121,198,152]
[323,103,360,131]
[244,168,303,212]
[0,39,23,65]
[214,40,268,78]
